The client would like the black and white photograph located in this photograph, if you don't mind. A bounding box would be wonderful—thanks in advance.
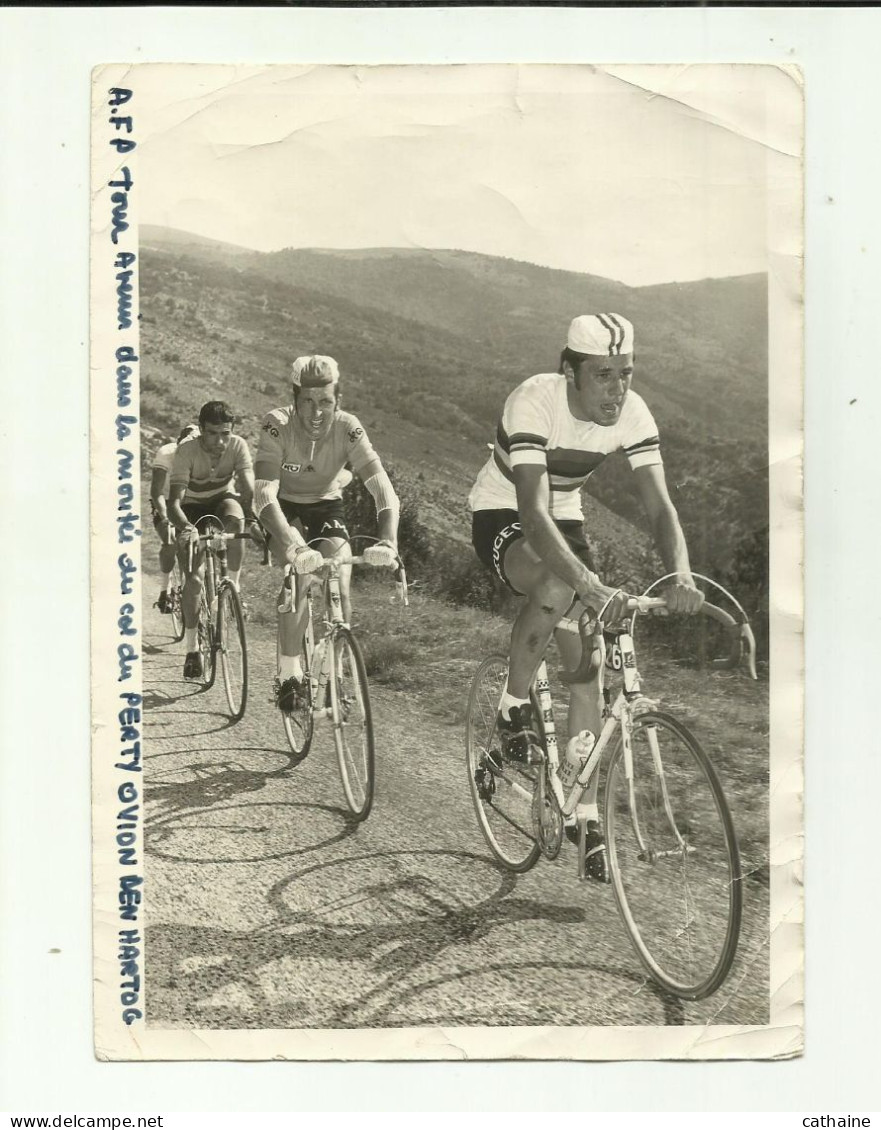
[90,62,803,1060]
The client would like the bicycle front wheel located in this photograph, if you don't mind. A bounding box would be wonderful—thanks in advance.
[330,628,375,821]
[465,655,541,872]
[197,586,217,689]
[217,583,248,721]
[604,710,742,1000]
[169,558,185,642]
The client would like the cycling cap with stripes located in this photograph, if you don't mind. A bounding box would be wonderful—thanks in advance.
[291,355,340,388]
[567,314,634,357]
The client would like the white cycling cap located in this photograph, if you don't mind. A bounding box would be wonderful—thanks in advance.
[567,314,634,357]
[291,355,340,388]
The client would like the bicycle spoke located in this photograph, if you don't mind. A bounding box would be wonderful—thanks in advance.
[605,711,742,999]
[332,630,375,820]
[465,655,541,872]
[218,584,248,720]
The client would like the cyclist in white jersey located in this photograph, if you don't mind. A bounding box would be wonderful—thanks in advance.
[251,355,400,713]
[469,313,703,879]
[150,423,199,614]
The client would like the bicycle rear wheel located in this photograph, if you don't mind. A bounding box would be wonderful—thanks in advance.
[330,628,375,821]
[217,582,248,721]
[465,655,541,872]
[169,558,185,642]
[604,710,742,999]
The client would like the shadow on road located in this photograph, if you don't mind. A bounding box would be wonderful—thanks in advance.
[145,846,685,1029]
[146,799,360,864]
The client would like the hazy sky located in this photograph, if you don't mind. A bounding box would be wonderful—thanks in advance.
[137,64,801,286]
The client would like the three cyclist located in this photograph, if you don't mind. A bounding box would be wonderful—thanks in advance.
[469,313,703,879]
[251,355,400,713]
[167,400,258,679]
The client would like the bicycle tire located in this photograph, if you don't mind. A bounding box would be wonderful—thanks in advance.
[330,628,375,821]
[196,584,217,690]
[604,710,742,1000]
[217,582,248,721]
[169,558,185,642]
[278,614,314,758]
[465,655,542,873]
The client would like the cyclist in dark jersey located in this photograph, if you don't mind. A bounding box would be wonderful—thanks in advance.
[252,356,400,712]
[469,313,703,879]
[168,400,257,680]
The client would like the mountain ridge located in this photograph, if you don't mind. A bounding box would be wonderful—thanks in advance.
[138,227,769,602]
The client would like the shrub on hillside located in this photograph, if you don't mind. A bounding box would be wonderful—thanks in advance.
[427,544,516,615]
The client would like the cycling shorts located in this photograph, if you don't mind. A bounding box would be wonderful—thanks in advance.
[181,493,245,528]
[279,498,350,546]
[471,507,595,595]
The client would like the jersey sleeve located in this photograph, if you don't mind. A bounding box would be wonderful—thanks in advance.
[151,445,175,475]
[342,415,379,474]
[231,434,253,474]
[255,411,285,473]
[502,381,553,469]
[169,441,194,490]
[620,394,662,469]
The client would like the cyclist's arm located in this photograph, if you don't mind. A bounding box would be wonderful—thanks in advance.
[236,465,257,522]
[253,459,306,555]
[167,483,191,532]
[513,464,613,609]
[149,467,169,519]
[632,463,703,613]
[357,456,399,548]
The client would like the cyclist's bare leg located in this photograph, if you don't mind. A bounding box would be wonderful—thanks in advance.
[179,547,206,655]
[277,576,310,673]
[219,501,246,587]
[275,517,312,680]
[158,541,176,578]
[503,539,576,699]
[554,623,603,807]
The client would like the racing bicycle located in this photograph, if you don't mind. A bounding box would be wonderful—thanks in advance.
[277,536,408,821]
[465,581,757,1000]
[184,517,252,722]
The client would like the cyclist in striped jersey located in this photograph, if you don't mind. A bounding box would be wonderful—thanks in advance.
[469,313,703,879]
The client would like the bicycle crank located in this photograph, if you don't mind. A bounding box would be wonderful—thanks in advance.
[532,768,563,860]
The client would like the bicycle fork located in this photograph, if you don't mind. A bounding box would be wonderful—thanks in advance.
[621,713,693,865]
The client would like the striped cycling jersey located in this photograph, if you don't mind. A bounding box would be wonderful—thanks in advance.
[169,434,252,502]
[468,372,662,521]
[255,407,379,504]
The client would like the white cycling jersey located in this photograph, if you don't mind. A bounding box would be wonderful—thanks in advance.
[469,372,662,521]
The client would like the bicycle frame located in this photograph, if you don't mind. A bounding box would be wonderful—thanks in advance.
[533,614,718,877]
[299,566,345,719]
[535,623,658,819]
[285,551,393,719]
[185,523,252,669]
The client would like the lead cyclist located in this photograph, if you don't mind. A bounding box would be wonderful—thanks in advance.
[468,313,703,879]
[252,355,400,713]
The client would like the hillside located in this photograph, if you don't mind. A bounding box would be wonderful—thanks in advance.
[137,228,769,614]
